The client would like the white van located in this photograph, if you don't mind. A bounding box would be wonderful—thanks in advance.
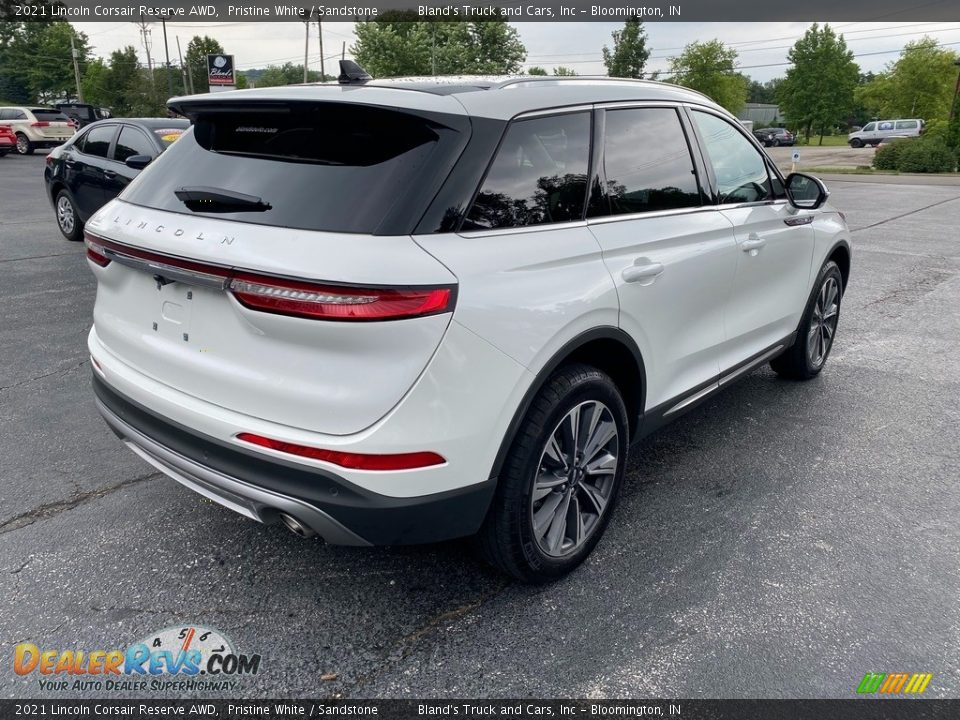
[849,119,924,148]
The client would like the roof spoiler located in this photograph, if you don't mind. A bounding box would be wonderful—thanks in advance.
[338,60,372,85]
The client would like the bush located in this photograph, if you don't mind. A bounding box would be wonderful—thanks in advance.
[873,139,908,170]
[897,139,957,173]
[874,136,958,173]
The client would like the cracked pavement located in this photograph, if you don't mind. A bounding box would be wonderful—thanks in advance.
[1,155,959,699]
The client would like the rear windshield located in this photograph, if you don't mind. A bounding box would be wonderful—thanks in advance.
[32,110,70,122]
[122,103,456,234]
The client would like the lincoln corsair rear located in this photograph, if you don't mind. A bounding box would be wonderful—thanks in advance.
[85,73,851,582]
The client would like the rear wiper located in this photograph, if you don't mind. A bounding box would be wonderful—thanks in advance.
[175,186,272,213]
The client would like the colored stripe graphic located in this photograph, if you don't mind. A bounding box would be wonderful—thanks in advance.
[857,672,932,694]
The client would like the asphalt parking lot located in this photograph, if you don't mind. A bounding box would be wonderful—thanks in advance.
[2,152,959,699]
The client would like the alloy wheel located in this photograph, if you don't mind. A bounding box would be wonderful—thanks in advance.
[530,400,619,558]
[56,195,75,234]
[16,135,29,154]
[807,276,839,367]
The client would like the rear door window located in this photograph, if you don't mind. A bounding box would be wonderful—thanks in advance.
[595,107,701,216]
[122,103,457,234]
[895,120,918,130]
[462,112,590,231]
[81,125,115,158]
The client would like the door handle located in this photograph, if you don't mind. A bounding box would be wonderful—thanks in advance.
[741,237,766,253]
[622,261,664,284]
[103,169,117,179]
[64,158,76,167]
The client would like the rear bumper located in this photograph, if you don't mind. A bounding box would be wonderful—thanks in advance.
[93,375,496,545]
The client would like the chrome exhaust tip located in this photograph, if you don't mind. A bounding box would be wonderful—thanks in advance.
[279,512,316,539]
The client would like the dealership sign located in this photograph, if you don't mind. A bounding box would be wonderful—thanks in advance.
[207,54,235,87]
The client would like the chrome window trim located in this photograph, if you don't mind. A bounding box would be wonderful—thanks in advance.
[457,219,588,239]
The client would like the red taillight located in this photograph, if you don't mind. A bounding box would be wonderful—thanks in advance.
[84,234,111,267]
[236,432,445,471]
[82,231,455,322]
[31,121,50,127]
[230,272,452,321]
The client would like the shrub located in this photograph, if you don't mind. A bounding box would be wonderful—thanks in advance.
[896,139,957,173]
[874,136,958,173]
[873,139,908,170]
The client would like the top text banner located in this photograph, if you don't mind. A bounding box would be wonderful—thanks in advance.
[7,0,960,22]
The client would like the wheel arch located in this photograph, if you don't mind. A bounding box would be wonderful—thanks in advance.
[487,327,646,482]
[826,240,851,293]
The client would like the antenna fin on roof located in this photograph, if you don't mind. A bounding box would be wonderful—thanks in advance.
[338,60,372,85]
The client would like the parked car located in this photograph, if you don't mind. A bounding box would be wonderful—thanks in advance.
[55,103,113,128]
[83,69,851,582]
[0,106,75,154]
[848,119,924,147]
[0,125,15,156]
[44,118,189,241]
[753,127,795,147]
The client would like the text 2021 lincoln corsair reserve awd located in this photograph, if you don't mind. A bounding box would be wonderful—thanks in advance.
[84,71,851,582]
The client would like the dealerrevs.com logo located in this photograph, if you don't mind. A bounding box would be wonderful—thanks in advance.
[14,625,261,693]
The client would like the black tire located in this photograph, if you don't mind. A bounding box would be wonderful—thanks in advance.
[478,363,630,583]
[15,133,34,155]
[0,150,9,157]
[850,138,863,149]
[771,260,844,380]
[54,189,84,242]
[772,138,781,147]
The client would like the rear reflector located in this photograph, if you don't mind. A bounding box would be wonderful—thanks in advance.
[83,231,455,321]
[236,432,445,471]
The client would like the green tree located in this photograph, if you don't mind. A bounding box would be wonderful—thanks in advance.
[0,20,92,103]
[747,78,781,104]
[351,19,525,77]
[553,66,577,76]
[602,15,650,79]
[527,66,548,76]
[253,63,322,87]
[669,40,747,113]
[777,23,859,144]
[855,38,959,121]
[184,35,225,94]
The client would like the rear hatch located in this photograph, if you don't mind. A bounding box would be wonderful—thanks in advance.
[86,99,468,436]
[31,109,74,139]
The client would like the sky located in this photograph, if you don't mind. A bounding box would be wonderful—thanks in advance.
[71,21,960,83]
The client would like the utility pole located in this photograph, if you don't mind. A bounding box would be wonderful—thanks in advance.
[303,16,310,83]
[176,36,189,95]
[161,17,173,99]
[69,33,84,102]
[135,18,157,105]
[950,58,960,123]
[431,24,436,76]
[317,19,325,81]
[341,41,346,61]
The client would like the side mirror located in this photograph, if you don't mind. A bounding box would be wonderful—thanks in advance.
[125,154,152,170]
[785,172,829,210]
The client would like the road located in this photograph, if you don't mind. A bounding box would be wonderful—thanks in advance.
[2,153,959,699]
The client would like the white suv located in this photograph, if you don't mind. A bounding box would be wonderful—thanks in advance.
[85,71,851,582]
[0,106,75,154]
